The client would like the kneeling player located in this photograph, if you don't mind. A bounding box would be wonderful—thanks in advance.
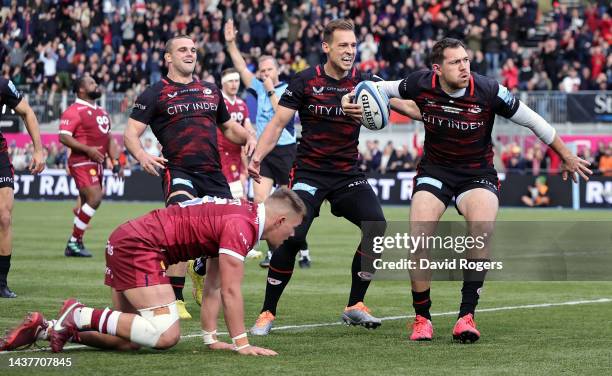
[0,188,305,355]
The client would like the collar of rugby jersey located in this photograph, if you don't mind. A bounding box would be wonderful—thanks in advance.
[75,97,97,109]
[257,203,266,241]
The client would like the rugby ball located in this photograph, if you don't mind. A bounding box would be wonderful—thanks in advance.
[354,81,390,130]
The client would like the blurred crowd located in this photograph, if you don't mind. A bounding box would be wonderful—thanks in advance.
[1,0,611,99]
[358,137,612,176]
[7,137,612,176]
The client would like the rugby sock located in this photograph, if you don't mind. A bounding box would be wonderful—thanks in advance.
[70,204,96,241]
[193,257,207,276]
[0,254,10,286]
[348,249,374,306]
[267,250,273,259]
[169,276,185,301]
[261,245,297,315]
[412,289,432,320]
[459,259,488,318]
[77,307,121,335]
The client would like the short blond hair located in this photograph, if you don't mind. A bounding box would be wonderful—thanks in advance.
[268,187,306,218]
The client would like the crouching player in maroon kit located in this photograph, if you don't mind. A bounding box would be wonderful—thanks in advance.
[0,188,305,355]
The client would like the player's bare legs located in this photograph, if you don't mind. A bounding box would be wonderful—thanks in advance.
[409,191,446,291]
[452,188,498,343]
[166,189,195,319]
[0,187,16,298]
[65,184,103,257]
[49,284,180,352]
[407,190,446,340]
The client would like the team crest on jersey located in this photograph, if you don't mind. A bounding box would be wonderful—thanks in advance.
[87,110,92,116]
[167,92,178,98]
[89,168,97,176]
[467,105,482,114]
[312,86,325,95]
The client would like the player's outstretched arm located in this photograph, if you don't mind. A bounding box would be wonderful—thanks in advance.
[14,98,45,174]
[218,253,277,356]
[224,19,254,88]
[124,118,167,176]
[248,106,296,183]
[548,135,592,182]
[200,258,234,351]
[508,101,592,182]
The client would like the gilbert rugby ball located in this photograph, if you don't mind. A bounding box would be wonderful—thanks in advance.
[354,81,390,130]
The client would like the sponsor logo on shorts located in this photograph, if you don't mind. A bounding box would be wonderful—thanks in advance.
[472,178,497,190]
[267,277,282,285]
[105,266,112,276]
[292,182,317,196]
[0,176,14,184]
[348,179,369,188]
[357,271,373,280]
[172,177,194,189]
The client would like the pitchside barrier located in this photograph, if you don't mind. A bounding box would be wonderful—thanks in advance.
[12,169,612,209]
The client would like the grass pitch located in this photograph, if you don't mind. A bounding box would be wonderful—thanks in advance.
[1,201,611,375]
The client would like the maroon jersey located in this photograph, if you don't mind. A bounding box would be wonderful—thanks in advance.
[125,196,263,265]
[217,94,249,156]
[0,78,23,153]
[130,76,231,173]
[398,70,520,169]
[279,65,374,174]
[59,99,112,165]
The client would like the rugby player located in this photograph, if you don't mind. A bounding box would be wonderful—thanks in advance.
[0,77,45,298]
[343,38,592,342]
[224,20,311,268]
[0,188,305,355]
[124,36,256,319]
[247,19,420,335]
[59,76,122,257]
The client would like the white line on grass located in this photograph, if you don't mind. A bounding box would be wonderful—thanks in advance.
[2,297,610,354]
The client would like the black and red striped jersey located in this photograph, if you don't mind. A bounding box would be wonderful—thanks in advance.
[0,78,23,154]
[130,76,231,173]
[279,65,373,174]
[398,70,519,169]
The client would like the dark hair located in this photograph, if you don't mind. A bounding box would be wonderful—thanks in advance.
[72,76,87,94]
[323,19,354,44]
[430,38,466,65]
[164,35,194,54]
[268,187,307,218]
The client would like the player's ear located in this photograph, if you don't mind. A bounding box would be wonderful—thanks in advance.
[432,64,441,76]
[275,215,287,228]
[164,52,172,64]
[321,41,330,54]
